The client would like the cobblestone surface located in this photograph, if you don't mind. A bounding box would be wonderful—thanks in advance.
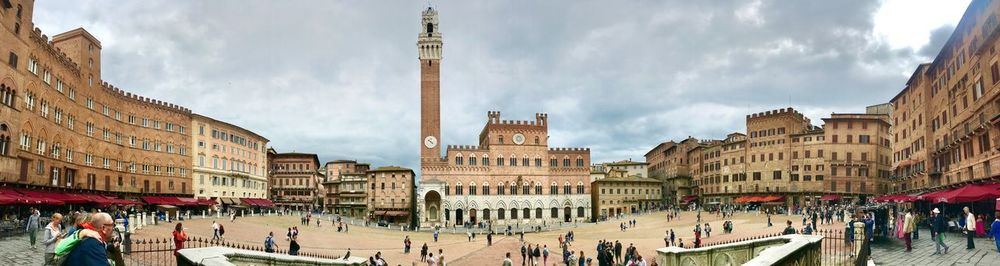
[0,233,46,265]
[871,229,1000,266]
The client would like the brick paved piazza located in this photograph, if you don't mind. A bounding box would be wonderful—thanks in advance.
[128,211,848,265]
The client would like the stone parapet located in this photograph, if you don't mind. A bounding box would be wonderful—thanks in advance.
[656,234,822,266]
[177,247,368,266]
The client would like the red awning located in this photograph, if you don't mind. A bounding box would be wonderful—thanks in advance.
[931,184,1000,203]
[820,194,842,201]
[761,195,785,202]
[142,196,185,205]
[0,194,18,205]
[18,189,89,204]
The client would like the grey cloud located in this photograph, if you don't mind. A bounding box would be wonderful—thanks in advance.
[30,0,962,173]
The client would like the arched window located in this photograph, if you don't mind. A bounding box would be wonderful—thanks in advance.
[550,182,558,195]
[563,182,572,194]
[522,182,530,195]
[468,182,476,195]
[535,183,542,195]
[535,208,542,219]
[510,182,518,195]
[498,208,506,219]
[426,23,433,33]
[550,207,558,218]
[510,208,518,219]
[455,182,463,195]
[522,208,530,219]
[497,182,505,195]
[577,207,585,218]
[577,182,585,194]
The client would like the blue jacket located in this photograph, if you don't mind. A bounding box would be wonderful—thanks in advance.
[991,220,1000,239]
[64,237,109,266]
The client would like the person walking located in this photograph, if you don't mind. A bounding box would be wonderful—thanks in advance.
[288,236,301,255]
[264,232,278,253]
[27,208,40,249]
[931,208,949,255]
[533,244,541,266]
[434,229,439,242]
[521,243,528,266]
[543,245,550,266]
[438,249,446,266]
[404,235,412,254]
[991,211,1000,253]
[614,240,622,265]
[965,206,976,249]
[212,221,220,241]
[42,213,63,265]
[903,209,915,252]
[420,243,428,262]
[504,252,513,266]
[173,223,189,257]
[487,231,493,246]
[426,252,436,266]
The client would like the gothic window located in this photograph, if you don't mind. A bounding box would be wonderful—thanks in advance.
[426,23,433,33]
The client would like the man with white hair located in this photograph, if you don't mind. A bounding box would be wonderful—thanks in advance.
[964,206,976,249]
[64,212,113,265]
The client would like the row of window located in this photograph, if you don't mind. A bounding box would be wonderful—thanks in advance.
[197,155,261,175]
[442,207,586,220]
[599,188,659,195]
[443,183,586,196]
[454,156,585,167]
[197,140,260,161]
[204,127,261,150]
[19,132,187,177]
[750,127,786,138]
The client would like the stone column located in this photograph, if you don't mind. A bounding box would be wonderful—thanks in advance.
[128,214,136,232]
[853,221,865,257]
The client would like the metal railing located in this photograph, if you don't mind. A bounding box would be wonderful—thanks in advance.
[701,229,860,266]
[123,236,345,266]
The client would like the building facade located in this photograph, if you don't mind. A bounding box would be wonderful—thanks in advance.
[890,0,1000,194]
[414,7,592,228]
[321,160,370,216]
[650,108,892,207]
[367,166,415,225]
[268,152,321,210]
[591,175,661,221]
[644,137,699,206]
[191,114,268,202]
[0,1,197,197]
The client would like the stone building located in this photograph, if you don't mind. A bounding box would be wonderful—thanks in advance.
[0,1,197,197]
[191,114,269,203]
[644,137,699,206]
[652,108,892,207]
[591,174,661,221]
[890,0,1000,193]
[590,160,647,182]
[367,166,415,225]
[321,160,370,216]
[268,152,321,210]
[414,7,592,228]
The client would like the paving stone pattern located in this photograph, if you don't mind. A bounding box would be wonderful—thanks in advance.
[871,228,1000,266]
[0,233,46,265]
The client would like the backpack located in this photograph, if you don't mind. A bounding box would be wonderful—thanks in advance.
[264,236,275,252]
[53,229,84,266]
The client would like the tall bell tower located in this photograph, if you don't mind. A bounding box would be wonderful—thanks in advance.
[419,7,443,164]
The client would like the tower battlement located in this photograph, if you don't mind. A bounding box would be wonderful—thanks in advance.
[746,107,806,121]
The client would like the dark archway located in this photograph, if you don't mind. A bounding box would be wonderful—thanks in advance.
[564,206,571,222]
[424,190,442,222]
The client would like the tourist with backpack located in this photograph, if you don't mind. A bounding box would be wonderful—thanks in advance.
[62,212,114,265]
[264,232,278,253]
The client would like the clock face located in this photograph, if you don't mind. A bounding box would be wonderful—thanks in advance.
[424,136,438,148]
[513,133,526,145]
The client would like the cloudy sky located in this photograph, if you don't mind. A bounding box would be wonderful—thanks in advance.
[32,0,970,172]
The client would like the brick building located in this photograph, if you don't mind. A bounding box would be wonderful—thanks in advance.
[321,160,370,217]
[414,7,592,228]
[644,137,699,206]
[268,151,321,210]
[890,0,1000,194]
[649,108,892,207]
[367,166,415,225]
[591,174,661,221]
[0,1,197,197]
